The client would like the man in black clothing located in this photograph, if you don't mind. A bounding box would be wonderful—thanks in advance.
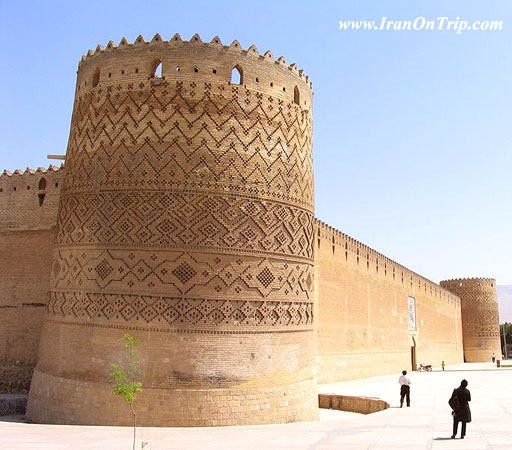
[398,370,411,407]
[451,379,471,439]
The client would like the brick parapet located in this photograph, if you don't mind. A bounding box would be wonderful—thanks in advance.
[0,165,63,231]
[315,219,460,305]
[440,277,496,287]
[75,33,312,110]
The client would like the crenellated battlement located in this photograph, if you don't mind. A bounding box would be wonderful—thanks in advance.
[1,164,61,178]
[315,218,460,304]
[75,33,313,109]
[440,277,496,283]
[440,277,496,290]
[0,164,62,194]
[0,164,63,232]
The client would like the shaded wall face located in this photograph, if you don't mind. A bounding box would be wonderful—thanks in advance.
[440,279,501,362]
[28,41,318,427]
[314,224,463,383]
[0,171,61,393]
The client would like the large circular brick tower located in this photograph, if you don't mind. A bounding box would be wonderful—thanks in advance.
[27,33,317,426]
[440,278,501,362]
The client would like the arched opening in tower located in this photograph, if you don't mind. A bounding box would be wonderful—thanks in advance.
[230,66,243,85]
[151,59,162,78]
[92,68,100,87]
[294,86,300,105]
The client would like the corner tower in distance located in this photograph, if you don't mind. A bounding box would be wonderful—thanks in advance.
[440,277,501,362]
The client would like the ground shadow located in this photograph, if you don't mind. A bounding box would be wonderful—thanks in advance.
[433,437,456,441]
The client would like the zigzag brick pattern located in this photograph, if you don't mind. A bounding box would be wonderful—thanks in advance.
[50,81,315,325]
[27,34,318,427]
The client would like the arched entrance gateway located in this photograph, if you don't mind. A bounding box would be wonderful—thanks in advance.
[410,335,417,371]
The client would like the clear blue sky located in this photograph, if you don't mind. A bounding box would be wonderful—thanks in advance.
[1,0,511,284]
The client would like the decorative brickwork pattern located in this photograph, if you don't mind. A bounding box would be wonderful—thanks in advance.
[56,192,313,257]
[28,34,318,427]
[50,60,314,330]
[51,249,312,302]
[48,292,313,329]
[440,278,501,362]
[62,84,313,208]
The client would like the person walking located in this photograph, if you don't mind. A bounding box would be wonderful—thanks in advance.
[441,361,445,371]
[398,370,411,407]
[491,352,496,364]
[451,379,471,439]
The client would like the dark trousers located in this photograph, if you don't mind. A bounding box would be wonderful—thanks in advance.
[400,385,410,406]
[453,420,467,437]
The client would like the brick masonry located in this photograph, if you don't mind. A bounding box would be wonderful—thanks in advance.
[314,221,464,382]
[0,167,62,393]
[0,33,500,427]
[318,393,389,415]
[440,278,501,362]
[26,33,318,426]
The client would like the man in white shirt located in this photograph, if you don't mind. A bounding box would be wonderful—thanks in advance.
[398,370,411,407]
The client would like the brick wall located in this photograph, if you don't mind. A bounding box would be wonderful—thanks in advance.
[313,221,464,383]
[0,168,62,393]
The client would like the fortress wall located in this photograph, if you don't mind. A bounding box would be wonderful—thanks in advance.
[440,278,501,362]
[0,167,62,392]
[1,33,497,426]
[313,220,463,383]
[0,166,62,230]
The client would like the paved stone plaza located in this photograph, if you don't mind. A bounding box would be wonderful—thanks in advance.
[2,362,510,449]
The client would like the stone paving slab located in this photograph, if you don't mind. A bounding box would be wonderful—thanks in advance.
[1,362,510,449]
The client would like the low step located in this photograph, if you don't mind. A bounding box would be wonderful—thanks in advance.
[318,393,389,414]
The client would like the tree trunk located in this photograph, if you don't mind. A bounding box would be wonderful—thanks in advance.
[130,403,136,450]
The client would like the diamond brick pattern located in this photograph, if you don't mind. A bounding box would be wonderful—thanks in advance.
[47,291,313,328]
[172,262,196,285]
[28,39,319,429]
[49,81,314,327]
[49,79,314,331]
[50,249,313,301]
[55,192,314,258]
